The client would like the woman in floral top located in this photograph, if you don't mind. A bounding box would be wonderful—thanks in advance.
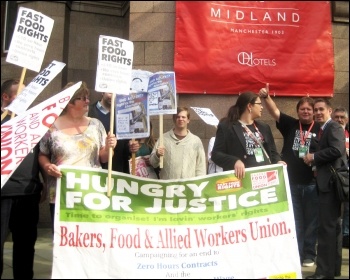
[38,82,117,232]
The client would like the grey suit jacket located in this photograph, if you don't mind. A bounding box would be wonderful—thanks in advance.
[314,120,346,192]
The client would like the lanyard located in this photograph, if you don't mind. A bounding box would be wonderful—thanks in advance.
[299,121,314,146]
[239,121,271,163]
[240,121,264,146]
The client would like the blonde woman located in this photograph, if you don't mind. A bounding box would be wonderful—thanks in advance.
[38,82,117,231]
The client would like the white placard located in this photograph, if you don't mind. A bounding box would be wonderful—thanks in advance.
[191,107,219,126]
[6,60,66,115]
[95,35,134,94]
[6,7,54,72]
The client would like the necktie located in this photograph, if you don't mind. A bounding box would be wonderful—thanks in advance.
[318,128,323,139]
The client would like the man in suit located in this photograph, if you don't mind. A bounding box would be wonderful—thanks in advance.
[304,98,346,279]
[332,107,349,249]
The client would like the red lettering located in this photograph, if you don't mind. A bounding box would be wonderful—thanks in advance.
[42,103,56,111]
[1,130,12,146]
[59,96,70,103]
[60,226,68,246]
[1,146,12,160]
[15,156,25,164]
[42,113,57,128]
[1,158,12,175]
[15,147,29,156]
[30,134,41,141]
[29,113,40,129]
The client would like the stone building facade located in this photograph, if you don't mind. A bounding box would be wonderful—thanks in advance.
[1,1,348,227]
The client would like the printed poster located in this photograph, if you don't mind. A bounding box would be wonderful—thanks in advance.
[115,91,150,139]
[131,70,177,115]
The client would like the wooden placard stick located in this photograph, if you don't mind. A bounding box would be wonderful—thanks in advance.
[131,138,136,175]
[107,93,116,197]
[159,114,164,168]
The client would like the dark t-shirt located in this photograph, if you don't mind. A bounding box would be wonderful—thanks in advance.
[242,124,270,168]
[277,113,320,184]
[1,114,43,196]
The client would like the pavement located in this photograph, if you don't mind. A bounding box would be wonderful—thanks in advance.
[2,227,349,279]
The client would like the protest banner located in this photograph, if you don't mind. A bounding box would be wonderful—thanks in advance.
[1,82,82,188]
[52,164,302,279]
[174,2,333,96]
[6,7,54,72]
[6,60,66,116]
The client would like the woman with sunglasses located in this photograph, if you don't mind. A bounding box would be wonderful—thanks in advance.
[212,91,285,179]
[38,81,117,232]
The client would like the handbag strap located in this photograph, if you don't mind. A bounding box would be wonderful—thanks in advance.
[330,157,349,171]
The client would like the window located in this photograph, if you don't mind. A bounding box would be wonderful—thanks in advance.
[1,1,17,56]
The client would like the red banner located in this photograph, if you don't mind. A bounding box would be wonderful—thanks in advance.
[174,1,334,97]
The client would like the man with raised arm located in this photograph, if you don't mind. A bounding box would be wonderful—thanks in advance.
[259,84,320,268]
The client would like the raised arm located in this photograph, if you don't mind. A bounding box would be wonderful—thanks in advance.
[259,83,281,122]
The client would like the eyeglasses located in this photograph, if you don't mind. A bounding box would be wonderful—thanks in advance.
[75,97,90,101]
[253,102,262,106]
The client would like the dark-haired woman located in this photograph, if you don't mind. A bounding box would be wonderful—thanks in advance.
[212,91,285,179]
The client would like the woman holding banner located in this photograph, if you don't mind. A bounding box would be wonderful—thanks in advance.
[38,82,117,232]
[212,91,285,179]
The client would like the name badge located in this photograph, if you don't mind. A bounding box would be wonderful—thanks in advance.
[254,148,264,162]
[299,145,308,158]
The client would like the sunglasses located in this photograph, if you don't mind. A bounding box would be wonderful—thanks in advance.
[75,96,90,101]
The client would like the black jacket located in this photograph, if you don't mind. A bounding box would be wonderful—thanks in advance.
[212,119,281,170]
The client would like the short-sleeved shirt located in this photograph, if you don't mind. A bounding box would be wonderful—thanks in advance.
[277,113,320,184]
[40,118,106,203]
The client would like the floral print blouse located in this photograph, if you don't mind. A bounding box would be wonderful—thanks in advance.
[40,118,106,203]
